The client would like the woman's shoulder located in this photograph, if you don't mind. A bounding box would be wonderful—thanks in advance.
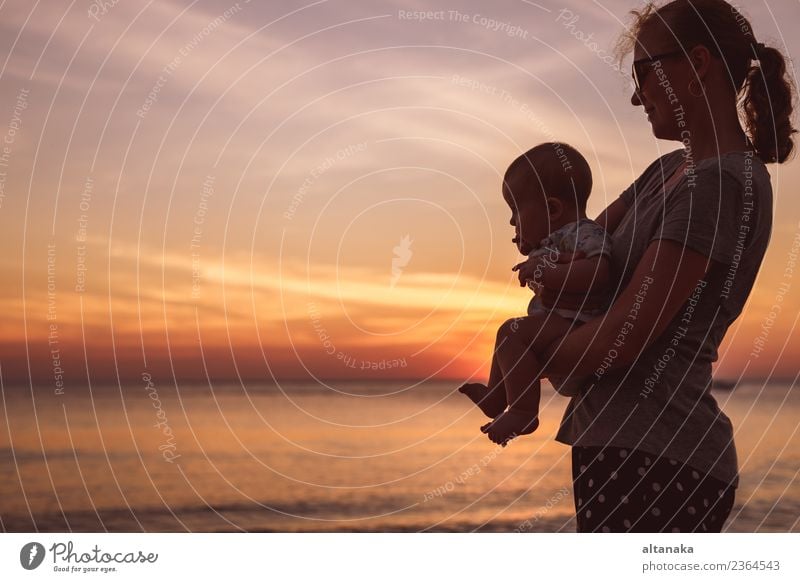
[692,150,773,197]
[697,149,769,173]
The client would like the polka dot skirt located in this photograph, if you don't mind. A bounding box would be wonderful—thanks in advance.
[572,446,735,533]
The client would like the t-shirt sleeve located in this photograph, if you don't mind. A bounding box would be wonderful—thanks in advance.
[655,165,745,264]
[576,222,613,259]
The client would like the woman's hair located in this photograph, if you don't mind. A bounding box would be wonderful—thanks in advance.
[504,143,593,211]
[616,0,796,164]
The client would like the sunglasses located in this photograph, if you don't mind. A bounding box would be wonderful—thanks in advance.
[631,50,685,93]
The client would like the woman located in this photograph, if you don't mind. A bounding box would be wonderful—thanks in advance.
[539,0,796,532]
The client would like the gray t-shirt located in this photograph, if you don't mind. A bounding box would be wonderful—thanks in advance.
[556,148,773,487]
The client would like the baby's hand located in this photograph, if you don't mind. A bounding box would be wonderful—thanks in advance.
[512,257,545,287]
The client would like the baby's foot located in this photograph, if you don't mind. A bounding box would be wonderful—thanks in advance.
[458,383,506,418]
[480,409,539,446]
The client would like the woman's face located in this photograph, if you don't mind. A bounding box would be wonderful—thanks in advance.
[630,26,695,141]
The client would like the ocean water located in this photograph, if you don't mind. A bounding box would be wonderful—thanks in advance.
[1,380,797,532]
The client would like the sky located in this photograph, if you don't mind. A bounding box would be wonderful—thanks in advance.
[1,0,799,386]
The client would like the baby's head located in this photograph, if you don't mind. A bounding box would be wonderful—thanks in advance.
[503,142,592,255]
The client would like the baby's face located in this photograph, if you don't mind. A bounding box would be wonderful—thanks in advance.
[503,179,551,255]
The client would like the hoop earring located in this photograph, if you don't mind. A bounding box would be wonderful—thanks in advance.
[688,79,705,98]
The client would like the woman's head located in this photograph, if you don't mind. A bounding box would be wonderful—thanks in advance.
[618,0,796,163]
[503,143,592,254]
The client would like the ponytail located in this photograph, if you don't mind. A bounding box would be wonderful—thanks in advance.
[742,44,797,164]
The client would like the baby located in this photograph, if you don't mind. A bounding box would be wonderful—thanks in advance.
[459,143,613,446]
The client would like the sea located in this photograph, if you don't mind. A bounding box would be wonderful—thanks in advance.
[1,380,797,532]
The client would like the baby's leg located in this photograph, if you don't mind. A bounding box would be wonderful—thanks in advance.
[481,312,578,445]
[501,312,578,411]
[458,326,511,418]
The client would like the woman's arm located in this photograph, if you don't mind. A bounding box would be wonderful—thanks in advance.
[541,255,611,294]
[540,239,711,376]
[514,254,610,293]
[595,197,629,235]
